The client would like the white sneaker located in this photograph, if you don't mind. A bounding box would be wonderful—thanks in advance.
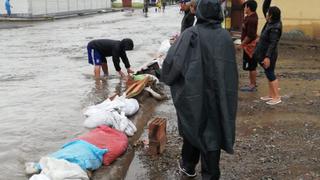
[266,99,282,105]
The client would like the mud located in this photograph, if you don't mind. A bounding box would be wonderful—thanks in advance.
[126,41,320,179]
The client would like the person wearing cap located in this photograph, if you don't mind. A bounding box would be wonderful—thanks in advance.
[162,0,238,178]
[87,39,134,79]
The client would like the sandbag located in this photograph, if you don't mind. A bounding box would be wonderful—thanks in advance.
[49,140,107,171]
[123,98,139,116]
[29,174,50,180]
[76,125,128,166]
[83,109,114,128]
[31,157,89,180]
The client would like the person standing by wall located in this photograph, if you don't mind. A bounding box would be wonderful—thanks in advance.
[87,38,134,79]
[161,0,238,178]
[238,0,259,92]
[254,0,282,105]
[5,0,12,16]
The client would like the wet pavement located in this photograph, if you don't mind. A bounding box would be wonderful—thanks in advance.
[0,6,182,180]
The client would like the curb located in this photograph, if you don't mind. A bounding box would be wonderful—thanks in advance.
[92,91,160,180]
[0,9,120,22]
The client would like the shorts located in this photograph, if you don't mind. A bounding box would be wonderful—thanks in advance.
[243,51,257,71]
[87,47,106,65]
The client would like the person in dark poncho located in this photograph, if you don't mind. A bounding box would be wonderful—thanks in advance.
[253,0,282,105]
[161,0,238,178]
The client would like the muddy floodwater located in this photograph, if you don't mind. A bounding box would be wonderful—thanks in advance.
[0,7,181,180]
[1,6,319,180]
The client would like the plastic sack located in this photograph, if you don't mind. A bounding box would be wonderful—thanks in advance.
[123,98,139,116]
[29,174,50,180]
[30,157,89,180]
[83,109,114,128]
[76,125,128,166]
[158,39,171,55]
[49,140,107,171]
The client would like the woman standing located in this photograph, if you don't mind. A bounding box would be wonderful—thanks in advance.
[254,0,282,105]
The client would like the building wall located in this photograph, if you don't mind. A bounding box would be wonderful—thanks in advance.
[255,0,320,39]
[0,0,111,17]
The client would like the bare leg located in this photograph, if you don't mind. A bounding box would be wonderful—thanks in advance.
[270,79,280,99]
[94,65,101,79]
[101,63,109,76]
[268,81,273,97]
[249,70,257,87]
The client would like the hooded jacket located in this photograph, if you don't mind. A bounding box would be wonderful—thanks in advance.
[161,0,238,154]
[254,0,282,63]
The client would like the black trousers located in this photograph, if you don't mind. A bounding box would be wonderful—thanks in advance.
[181,138,221,180]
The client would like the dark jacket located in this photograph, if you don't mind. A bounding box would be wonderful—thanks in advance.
[254,0,282,63]
[87,39,132,71]
[162,0,238,154]
[181,10,195,33]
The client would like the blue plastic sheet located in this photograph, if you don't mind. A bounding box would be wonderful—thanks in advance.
[48,140,107,170]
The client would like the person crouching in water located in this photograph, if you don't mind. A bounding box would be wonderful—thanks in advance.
[161,0,238,178]
[254,0,282,105]
[87,38,134,79]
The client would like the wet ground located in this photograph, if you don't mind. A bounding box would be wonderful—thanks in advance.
[0,7,181,180]
[126,41,320,179]
[1,5,319,180]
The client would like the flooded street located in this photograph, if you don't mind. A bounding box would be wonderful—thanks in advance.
[1,5,319,180]
[0,7,181,180]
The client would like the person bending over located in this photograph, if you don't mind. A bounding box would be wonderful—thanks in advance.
[87,38,134,79]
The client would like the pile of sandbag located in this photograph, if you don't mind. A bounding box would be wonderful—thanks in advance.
[83,95,139,136]
[27,126,128,180]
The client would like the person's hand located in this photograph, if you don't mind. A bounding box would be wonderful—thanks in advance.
[262,57,271,69]
[127,68,134,74]
[118,70,126,78]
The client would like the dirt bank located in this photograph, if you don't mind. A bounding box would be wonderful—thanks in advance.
[126,40,320,180]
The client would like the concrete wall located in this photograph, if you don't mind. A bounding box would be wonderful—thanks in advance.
[0,0,112,17]
[255,0,320,39]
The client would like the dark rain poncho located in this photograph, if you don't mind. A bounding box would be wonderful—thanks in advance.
[161,0,238,154]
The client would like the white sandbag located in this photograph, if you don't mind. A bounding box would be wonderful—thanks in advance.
[109,95,126,111]
[124,120,137,136]
[123,98,139,116]
[83,110,114,128]
[110,111,127,132]
[29,174,50,180]
[110,111,137,136]
[158,39,171,55]
[39,157,89,180]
